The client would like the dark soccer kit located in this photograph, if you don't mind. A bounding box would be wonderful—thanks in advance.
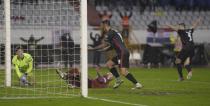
[104,29,130,68]
[177,29,195,63]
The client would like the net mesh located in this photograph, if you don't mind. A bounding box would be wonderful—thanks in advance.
[0,0,81,98]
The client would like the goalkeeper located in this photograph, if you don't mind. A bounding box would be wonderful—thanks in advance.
[12,46,34,86]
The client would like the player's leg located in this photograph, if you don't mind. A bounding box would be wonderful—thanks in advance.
[62,49,68,68]
[184,57,192,79]
[93,51,97,66]
[184,57,191,72]
[185,47,195,79]
[55,68,78,88]
[106,58,123,89]
[119,68,143,89]
[69,49,73,67]
[96,51,101,67]
[176,48,188,81]
[56,68,67,80]
[106,60,120,79]
[119,50,143,89]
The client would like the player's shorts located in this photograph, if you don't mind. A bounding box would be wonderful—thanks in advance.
[111,50,130,68]
[105,50,115,61]
[175,51,190,65]
[177,44,194,64]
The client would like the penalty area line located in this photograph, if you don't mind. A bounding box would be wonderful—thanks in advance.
[87,96,148,106]
[0,96,75,100]
[142,79,210,85]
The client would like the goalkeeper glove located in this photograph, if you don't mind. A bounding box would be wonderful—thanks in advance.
[20,74,28,85]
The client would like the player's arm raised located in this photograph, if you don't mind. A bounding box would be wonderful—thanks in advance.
[20,37,28,43]
[166,24,179,31]
[90,32,94,40]
[191,17,202,29]
[35,36,44,43]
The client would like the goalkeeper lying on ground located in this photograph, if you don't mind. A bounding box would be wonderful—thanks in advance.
[12,46,34,86]
[56,68,113,88]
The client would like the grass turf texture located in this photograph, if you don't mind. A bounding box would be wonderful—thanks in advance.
[0,67,210,106]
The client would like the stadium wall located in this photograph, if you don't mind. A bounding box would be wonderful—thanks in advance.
[0,28,209,44]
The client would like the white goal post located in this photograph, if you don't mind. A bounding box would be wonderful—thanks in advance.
[4,0,11,87]
[80,0,88,97]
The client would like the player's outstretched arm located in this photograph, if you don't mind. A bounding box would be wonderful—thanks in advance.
[96,45,111,52]
[20,37,28,43]
[89,40,109,51]
[166,24,179,31]
[90,32,94,40]
[35,36,45,43]
[128,11,133,18]
[191,17,202,29]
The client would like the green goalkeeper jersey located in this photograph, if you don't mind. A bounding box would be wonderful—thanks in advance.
[12,53,33,78]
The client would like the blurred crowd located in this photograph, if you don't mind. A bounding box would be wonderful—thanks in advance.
[92,0,210,12]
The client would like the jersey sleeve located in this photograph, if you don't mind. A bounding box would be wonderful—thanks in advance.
[12,56,23,78]
[15,65,23,78]
[190,28,194,33]
[25,54,33,74]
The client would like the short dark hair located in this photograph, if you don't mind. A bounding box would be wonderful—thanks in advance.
[178,23,186,28]
[15,46,23,52]
[101,20,110,26]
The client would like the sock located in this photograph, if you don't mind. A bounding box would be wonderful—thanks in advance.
[125,73,138,84]
[177,64,183,78]
[185,65,192,73]
[110,67,120,79]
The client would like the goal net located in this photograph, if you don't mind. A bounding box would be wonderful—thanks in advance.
[0,0,88,98]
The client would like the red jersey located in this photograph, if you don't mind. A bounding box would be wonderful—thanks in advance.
[66,68,111,88]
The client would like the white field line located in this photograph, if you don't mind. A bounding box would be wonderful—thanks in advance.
[142,79,210,85]
[2,86,148,106]
[87,96,148,106]
[0,86,80,97]
[1,79,210,105]
[0,96,75,100]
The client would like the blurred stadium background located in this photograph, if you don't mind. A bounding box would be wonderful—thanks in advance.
[0,0,209,67]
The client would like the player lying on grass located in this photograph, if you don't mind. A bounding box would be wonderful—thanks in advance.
[167,17,202,81]
[12,46,34,86]
[89,20,143,89]
[56,68,113,88]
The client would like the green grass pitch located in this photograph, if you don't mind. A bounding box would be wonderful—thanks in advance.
[0,67,210,106]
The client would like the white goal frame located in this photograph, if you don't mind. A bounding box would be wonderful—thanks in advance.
[4,0,88,97]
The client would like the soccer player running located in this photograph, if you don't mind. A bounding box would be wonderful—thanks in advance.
[167,17,202,81]
[12,46,34,86]
[89,20,143,89]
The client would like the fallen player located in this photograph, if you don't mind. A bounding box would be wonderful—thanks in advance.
[56,68,113,88]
